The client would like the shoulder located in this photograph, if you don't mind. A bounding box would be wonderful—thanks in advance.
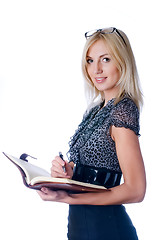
[112,97,139,120]
[110,97,140,136]
[114,97,139,113]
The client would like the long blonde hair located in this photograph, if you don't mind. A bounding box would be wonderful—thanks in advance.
[82,28,143,111]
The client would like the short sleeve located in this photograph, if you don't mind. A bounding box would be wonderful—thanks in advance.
[110,98,140,136]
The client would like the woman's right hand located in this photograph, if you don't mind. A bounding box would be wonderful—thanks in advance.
[51,156,74,179]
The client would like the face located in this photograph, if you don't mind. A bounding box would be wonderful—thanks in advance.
[86,39,120,102]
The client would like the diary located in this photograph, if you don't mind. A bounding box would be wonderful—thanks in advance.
[3,152,108,193]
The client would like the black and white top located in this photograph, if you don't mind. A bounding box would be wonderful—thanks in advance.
[67,97,140,173]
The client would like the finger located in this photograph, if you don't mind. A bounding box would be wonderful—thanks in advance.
[37,188,57,201]
[37,190,48,200]
[51,158,66,173]
[51,170,67,178]
[63,160,73,178]
[51,162,66,174]
[51,170,71,179]
[52,156,66,167]
[41,187,50,193]
[51,164,68,177]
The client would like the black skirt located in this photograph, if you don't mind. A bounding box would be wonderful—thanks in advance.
[67,205,138,240]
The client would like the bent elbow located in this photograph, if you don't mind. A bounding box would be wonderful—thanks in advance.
[133,184,146,203]
[135,191,145,203]
[126,189,145,204]
[125,181,146,203]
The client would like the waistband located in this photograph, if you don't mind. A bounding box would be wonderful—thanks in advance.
[72,163,122,189]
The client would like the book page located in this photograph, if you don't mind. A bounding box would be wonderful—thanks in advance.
[4,153,50,184]
[31,176,107,190]
[4,153,107,190]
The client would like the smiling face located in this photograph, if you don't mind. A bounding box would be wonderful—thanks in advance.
[86,39,120,103]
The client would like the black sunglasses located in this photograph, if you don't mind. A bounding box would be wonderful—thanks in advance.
[85,27,126,45]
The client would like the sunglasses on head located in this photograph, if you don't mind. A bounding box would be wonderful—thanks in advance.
[85,27,126,45]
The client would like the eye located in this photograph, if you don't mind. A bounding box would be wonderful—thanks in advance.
[86,58,93,64]
[102,57,110,62]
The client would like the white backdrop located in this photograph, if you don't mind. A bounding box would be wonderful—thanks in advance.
[0,0,160,239]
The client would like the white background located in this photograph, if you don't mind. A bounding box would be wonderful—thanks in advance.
[0,0,160,239]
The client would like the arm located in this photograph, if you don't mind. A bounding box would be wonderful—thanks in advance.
[66,126,146,205]
[37,127,146,205]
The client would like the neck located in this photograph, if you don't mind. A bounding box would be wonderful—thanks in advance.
[103,88,119,106]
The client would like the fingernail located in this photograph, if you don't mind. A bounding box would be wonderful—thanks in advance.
[41,187,47,192]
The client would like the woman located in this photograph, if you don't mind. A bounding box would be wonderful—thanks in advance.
[38,27,146,240]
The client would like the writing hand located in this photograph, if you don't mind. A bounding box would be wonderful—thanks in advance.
[51,155,73,179]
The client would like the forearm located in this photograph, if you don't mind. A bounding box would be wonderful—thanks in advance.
[66,183,145,205]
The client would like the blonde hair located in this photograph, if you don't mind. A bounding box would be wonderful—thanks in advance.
[82,28,143,111]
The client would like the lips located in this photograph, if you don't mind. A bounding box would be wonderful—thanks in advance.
[95,77,107,83]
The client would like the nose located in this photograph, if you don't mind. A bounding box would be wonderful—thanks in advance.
[94,61,103,74]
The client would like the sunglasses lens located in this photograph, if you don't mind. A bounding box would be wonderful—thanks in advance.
[85,29,98,38]
[102,27,114,34]
[85,28,114,38]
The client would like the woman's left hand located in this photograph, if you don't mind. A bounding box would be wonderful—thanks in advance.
[37,187,69,203]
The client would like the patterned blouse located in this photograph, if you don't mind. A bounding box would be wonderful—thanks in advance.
[67,97,140,173]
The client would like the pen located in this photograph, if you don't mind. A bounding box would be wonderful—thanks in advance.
[59,152,66,172]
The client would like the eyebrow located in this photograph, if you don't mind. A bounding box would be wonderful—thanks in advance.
[86,53,109,58]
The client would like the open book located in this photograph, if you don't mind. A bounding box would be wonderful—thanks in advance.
[3,152,108,193]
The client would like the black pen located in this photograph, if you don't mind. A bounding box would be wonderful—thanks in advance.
[59,152,66,172]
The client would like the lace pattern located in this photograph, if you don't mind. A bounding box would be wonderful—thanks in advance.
[67,98,140,172]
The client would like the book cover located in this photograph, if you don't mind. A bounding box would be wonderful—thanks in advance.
[3,152,108,193]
